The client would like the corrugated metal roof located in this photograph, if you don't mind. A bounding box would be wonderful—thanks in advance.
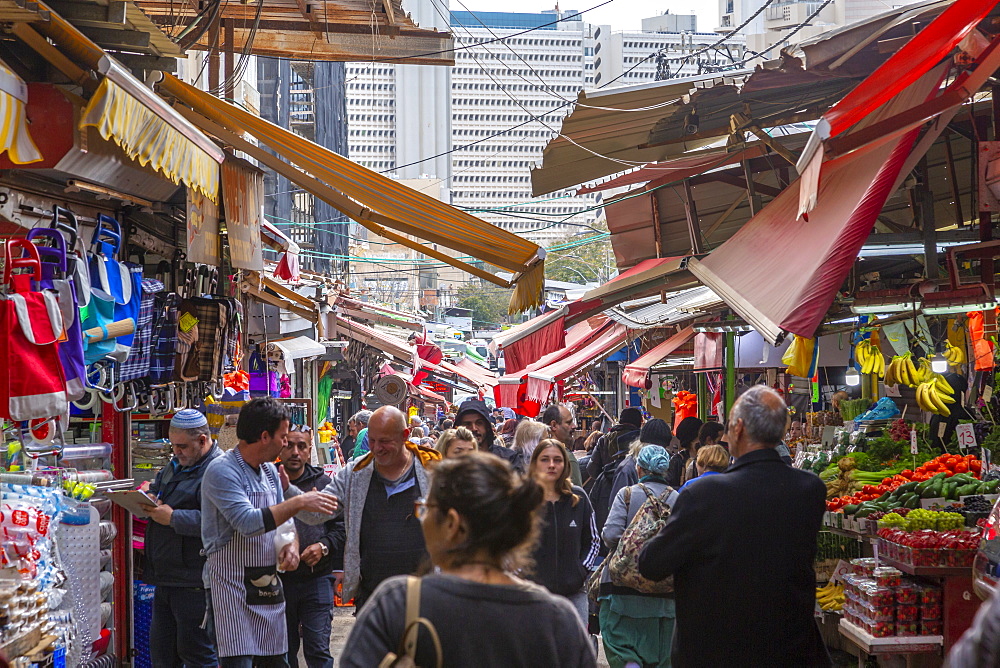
[605,286,723,328]
[529,70,753,196]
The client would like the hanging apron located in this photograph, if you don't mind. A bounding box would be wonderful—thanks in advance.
[206,450,288,658]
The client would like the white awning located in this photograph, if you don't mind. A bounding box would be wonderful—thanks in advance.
[265,336,327,374]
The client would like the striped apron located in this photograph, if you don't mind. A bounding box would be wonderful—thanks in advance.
[206,450,288,658]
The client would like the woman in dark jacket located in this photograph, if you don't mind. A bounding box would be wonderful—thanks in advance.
[529,438,601,627]
[665,417,703,488]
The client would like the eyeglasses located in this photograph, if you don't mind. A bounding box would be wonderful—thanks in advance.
[413,498,437,522]
[289,424,313,433]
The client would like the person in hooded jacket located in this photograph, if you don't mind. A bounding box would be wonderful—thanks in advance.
[528,438,601,628]
[585,408,643,482]
[455,398,517,463]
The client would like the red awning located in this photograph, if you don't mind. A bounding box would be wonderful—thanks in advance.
[821,0,994,140]
[333,315,415,364]
[689,131,918,344]
[525,321,630,402]
[491,307,567,375]
[622,326,695,388]
[415,384,447,404]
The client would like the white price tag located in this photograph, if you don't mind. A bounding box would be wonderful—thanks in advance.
[956,423,977,451]
[985,385,994,403]
[844,420,855,432]
[910,429,918,455]
[938,422,947,439]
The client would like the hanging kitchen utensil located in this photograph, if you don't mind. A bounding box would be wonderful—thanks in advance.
[0,240,67,421]
[27,226,86,401]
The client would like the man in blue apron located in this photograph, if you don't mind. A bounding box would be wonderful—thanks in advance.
[201,397,339,667]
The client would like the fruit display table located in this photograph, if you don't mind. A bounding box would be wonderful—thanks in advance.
[839,619,942,664]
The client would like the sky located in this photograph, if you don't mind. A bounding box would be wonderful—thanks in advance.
[452,0,721,33]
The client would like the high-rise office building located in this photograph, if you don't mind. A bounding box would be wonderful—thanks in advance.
[344,5,742,246]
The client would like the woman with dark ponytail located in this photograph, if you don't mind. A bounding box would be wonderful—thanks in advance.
[341,452,597,667]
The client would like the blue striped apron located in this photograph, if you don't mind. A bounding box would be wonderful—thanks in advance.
[206,449,288,658]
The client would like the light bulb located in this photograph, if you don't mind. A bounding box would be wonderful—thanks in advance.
[931,355,948,374]
[845,368,860,386]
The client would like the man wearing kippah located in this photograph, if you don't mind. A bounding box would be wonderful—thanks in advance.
[142,408,223,668]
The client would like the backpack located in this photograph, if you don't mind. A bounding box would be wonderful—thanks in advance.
[607,483,676,594]
[589,449,626,537]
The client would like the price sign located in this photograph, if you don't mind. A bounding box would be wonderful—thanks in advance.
[956,423,977,451]
[985,385,994,403]
[938,422,947,439]
[910,429,918,455]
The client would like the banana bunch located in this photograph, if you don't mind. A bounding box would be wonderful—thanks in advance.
[916,374,956,416]
[885,352,918,387]
[855,340,885,378]
[945,341,966,369]
[816,582,845,612]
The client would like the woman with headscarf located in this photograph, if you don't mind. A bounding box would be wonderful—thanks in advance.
[666,416,703,488]
[598,445,677,668]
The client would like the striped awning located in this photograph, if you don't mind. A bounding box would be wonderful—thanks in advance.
[80,76,220,202]
[0,61,42,165]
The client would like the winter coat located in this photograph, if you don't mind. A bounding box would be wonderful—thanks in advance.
[145,445,223,587]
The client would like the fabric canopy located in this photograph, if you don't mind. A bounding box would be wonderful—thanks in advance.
[442,358,498,389]
[158,74,545,312]
[491,307,567,374]
[525,321,630,402]
[622,326,695,388]
[0,61,41,165]
[690,129,919,344]
[80,78,220,201]
[261,219,301,283]
[689,60,957,344]
[333,315,415,365]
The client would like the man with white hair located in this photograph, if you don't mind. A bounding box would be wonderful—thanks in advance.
[639,385,828,667]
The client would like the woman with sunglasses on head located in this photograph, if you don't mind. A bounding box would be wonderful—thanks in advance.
[527,438,601,628]
[340,453,596,667]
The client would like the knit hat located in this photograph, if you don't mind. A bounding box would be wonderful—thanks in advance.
[619,407,643,430]
[639,418,672,447]
[637,445,671,475]
[170,409,208,430]
[675,416,704,447]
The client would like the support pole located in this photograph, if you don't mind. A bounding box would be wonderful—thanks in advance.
[697,373,709,421]
[223,18,235,99]
[919,157,938,279]
[207,10,221,93]
[724,329,736,418]
[103,402,132,664]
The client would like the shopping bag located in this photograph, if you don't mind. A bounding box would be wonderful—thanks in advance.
[0,240,66,420]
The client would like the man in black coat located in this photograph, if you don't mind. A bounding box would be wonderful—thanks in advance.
[638,385,829,667]
[142,409,222,667]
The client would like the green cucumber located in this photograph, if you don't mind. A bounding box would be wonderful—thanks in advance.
[987,480,1000,493]
[905,495,921,509]
[957,483,980,497]
[855,507,877,518]
[841,504,860,515]
[896,481,920,494]
[922,485,941,499]
[944,481,960,501]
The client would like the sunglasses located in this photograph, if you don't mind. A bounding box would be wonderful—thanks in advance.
[289,424,313,433]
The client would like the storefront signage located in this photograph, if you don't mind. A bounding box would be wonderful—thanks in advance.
[186,187,220,265]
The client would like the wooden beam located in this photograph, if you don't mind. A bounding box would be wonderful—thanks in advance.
[680,180,705,255]
[223,18,234,99]
[11,23,95,91]
[943,131,964,227]
[111,53,177,73]
[381,0,395,25]
[293,0,326,39]
[207,8,220,93]
[706,171,783,198]
[76,25,149,47]
[743,160,762,216]
[744,125,799,166]
[703,192,746,241]
[44,0,126,23]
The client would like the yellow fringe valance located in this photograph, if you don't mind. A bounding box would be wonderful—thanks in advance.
[81,78,219,202]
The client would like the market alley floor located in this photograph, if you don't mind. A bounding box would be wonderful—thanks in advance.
[327,605,611,666]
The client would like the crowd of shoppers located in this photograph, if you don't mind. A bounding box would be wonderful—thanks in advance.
[139,387,844,668]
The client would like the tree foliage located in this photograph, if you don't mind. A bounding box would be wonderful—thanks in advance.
[544,221,614,285]
[455,282,512,328]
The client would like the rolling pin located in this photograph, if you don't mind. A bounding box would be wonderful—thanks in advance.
[84,318,135,343]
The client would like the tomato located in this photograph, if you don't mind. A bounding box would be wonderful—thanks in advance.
[972,461,983,473]
[901,470,913,479]
[955,463,969,474]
